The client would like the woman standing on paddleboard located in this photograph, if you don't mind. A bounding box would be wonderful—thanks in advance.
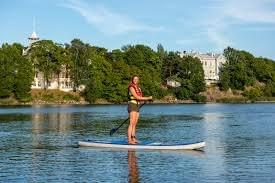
[128,76,152,144]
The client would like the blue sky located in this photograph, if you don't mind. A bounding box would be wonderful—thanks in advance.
[1,0,275,59]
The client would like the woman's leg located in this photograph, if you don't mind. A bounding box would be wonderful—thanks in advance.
[131,112,139,143]
[128,111,137,144]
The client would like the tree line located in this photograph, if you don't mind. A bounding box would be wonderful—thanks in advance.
[1,39,275,103]
[220,47,275,100]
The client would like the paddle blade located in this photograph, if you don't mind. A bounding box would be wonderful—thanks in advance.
[109,128,117,136]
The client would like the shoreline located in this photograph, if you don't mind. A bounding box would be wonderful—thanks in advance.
[1,99,275,106]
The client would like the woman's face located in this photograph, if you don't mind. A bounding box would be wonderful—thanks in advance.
[132,76,139,84]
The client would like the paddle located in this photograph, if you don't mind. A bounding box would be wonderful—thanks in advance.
[109,102,147,136]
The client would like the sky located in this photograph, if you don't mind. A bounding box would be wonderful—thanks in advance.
[1,0,275,59]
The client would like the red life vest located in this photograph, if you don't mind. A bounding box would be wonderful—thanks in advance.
[128,83,143,100]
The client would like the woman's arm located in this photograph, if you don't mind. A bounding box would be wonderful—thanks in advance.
[129,87,153,101]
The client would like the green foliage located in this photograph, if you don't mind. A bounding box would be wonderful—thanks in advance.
[62,93,80,101]
[68,39,93,90]
[162,51,182,79]
[0,43,33,101]
[220,47,275,99]
[14,58,34,102]
[219,66,230,91]
[0,44,17,98]
[263,81,275,97]
[29,40,64,89]
[243,87,264,100]
[163,53,205,101]
[191,94,207,103]
[2,39,275,104]
[216,97,247,103]
[32,90,80,102]
[124,44,162,71]
[173,87,190,100]
[220,47,255,90]
[0,58,13,97]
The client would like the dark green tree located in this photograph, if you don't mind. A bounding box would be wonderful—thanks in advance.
[220,47,256,90]
[28,40,63,89]
[0,44,17,98]
[14,57,34,102]
[68,39,94,91]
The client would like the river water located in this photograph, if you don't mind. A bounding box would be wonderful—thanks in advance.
[0,104,275,182]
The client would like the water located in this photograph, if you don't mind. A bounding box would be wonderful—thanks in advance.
[0,104,275,182]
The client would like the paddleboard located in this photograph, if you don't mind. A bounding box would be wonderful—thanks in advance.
[78,140,205,150]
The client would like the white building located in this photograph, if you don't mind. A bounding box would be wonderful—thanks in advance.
[23,27,85,92]
[180,51,226,85]
[166,74,181,88]
[31,66,77,92]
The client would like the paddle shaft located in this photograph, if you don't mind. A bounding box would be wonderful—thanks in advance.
[110,102,147,136]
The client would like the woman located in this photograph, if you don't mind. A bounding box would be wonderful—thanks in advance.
[128,75,152,144]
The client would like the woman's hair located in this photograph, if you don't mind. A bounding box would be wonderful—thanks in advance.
[131,75,139,83]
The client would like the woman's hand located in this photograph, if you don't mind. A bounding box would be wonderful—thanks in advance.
[147,96,153,101]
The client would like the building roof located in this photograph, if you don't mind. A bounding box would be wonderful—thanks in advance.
[29,31,39,40]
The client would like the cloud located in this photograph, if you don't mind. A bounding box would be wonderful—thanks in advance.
[223,0,275,23]
[60,0,163,35]
[201,0,275,50]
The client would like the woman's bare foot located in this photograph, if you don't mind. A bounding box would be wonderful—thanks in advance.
[131,136,139,144]
[128,140,138,145]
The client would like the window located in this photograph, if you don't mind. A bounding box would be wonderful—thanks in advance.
[61,72,65,78]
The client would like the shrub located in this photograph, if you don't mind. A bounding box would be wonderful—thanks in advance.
[192,94,206,103]
[243,87,263,100]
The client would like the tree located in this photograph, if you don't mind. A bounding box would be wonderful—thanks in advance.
[0,44,16,98]
[68,39,94,91]
[83,54,111,102]
[157,43,166,61]
[220,47,256,90]
[14,57,34,102]
[124,44,162,71]
[162,52,205,100]
[162,51,182,79]
[111,49,125,62]
[0,43,34,101]
[175,56,205,99]
[28,40,63,89]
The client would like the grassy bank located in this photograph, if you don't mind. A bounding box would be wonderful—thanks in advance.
[1,88,275,105]
[0,89,87,105]
[201,86,275,103]
[31,89,86,104]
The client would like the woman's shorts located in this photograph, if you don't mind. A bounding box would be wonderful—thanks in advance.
[128,102,140,113]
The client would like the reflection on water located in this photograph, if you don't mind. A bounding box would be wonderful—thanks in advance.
[32,112,73,133]
[31,112,73,151]
[1,104,275,182]
[128,150,139,183]
[202,112,226,180]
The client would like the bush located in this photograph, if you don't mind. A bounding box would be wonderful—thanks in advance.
[42,91,55,102]
[243,87,263,100]
[192,94,206,103]
[216,97,247,103]
[63,93,80,101]
[174,88,190,100]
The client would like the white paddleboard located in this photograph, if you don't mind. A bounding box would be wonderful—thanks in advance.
[78,140,205,150]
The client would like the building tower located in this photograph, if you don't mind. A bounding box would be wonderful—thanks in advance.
[23,18,39,55]
[28,17,39,46]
